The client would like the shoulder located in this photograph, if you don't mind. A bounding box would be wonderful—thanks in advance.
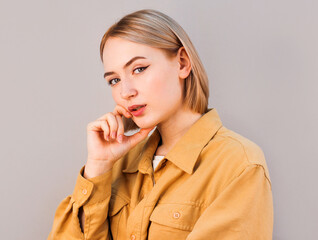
[202,126,271,186]
[216,126,267,165]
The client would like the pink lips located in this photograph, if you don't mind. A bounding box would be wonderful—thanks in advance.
[128,104,146,111]
[129,105,147,117]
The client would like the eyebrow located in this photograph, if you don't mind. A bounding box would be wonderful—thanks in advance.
[103,56,146,79]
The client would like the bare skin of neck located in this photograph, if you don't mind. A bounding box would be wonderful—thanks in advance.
[155,108,203,156]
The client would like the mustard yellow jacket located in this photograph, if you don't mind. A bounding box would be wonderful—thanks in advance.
[48,108,273,240]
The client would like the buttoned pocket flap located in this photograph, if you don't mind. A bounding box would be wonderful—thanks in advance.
[150,203,201,231]
[108,194,128,217]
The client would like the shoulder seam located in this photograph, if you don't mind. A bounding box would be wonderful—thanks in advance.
[229,135,251,164]
[255,164,272,190]
[220,164,272,193]
[218,134,265,166]
[221,135,271,188]
[216,135,250,165]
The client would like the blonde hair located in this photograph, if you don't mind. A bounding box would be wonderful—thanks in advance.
[100,9,209,132]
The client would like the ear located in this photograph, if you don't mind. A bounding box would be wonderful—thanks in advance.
[176,47,192,80]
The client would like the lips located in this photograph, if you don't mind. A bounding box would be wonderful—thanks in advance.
[128,104,147,112]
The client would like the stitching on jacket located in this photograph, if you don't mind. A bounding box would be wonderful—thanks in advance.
[110,191,130,205]
[115,207,124,239]
[222,135,272,188]
[219,164,272,196]
[146,201,207,209]
[81,205,90,240]
[255,164,272,189]
[139,168,153,240]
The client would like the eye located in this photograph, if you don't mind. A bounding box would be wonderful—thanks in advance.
[108,78,120,86]
[133,66,149,74]
[107,66,149,87]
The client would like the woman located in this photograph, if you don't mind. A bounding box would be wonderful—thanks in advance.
[48,9,273,240]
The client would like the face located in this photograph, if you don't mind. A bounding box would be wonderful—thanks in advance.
[102,37,188,129]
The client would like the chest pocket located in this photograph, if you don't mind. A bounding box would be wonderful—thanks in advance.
[108,194,129,217]
[149,203,202,231]
[108,194,129,239]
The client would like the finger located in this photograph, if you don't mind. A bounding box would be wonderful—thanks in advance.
[104,113,118,140]
[96,113,118,139]
[87,120,110,141]
[128,127,155,148]
[115,115,124,143]
[97,112,112,121]
[113,105,133,118]
[87,121,103,132]
[100,120,110,141]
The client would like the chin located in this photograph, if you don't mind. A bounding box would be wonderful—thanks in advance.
[134,118,157,130]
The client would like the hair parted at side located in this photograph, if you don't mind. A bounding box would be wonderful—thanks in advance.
[100,9,210,132]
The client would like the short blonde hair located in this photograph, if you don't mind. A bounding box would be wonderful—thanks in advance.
[100,9,209,132]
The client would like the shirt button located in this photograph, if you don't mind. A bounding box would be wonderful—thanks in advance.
[173,211,181,219]
[130,234,136,240]
[82,189,87,194]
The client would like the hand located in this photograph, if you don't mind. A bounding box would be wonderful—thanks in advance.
[84,104,155,178]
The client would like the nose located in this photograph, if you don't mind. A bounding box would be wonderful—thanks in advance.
[120,80,137,99]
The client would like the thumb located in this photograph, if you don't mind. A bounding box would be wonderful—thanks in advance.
[128,127,155,148]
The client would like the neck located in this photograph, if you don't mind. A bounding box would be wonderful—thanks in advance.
[155,107,203,155]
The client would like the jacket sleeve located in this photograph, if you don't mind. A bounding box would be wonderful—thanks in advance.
[186,164,273,240]
[47,165,113,240]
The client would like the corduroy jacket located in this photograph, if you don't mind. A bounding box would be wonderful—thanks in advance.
[48,108,273,240]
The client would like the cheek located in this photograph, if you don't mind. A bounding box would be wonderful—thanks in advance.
[111,89,122,105]
[111,90,116,101]
[142,78,167,103]
[149,77,181,102]
[145,69,179,97]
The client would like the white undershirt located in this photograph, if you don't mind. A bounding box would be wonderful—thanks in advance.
[152,155,165,171]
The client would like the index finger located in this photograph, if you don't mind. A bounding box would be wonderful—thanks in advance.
[113,104,133,118]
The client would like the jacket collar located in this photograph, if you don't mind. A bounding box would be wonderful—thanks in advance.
[122,108,223,174]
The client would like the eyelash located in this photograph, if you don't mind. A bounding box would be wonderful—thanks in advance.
[108,66,149,86]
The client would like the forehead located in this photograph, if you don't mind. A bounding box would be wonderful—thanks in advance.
[102,37,166,69]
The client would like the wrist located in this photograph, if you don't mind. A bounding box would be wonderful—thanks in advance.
[84,160,113,179]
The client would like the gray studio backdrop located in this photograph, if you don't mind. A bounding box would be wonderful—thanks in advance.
[0,0,317,239]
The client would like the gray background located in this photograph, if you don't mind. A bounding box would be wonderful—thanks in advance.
[0,0,317,239]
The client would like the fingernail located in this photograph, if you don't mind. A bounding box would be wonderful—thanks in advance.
[106,135,109,141]
[111,131,116,139]
[118,134,123,143]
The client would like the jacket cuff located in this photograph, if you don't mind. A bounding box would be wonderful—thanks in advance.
[72,165,112,206]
